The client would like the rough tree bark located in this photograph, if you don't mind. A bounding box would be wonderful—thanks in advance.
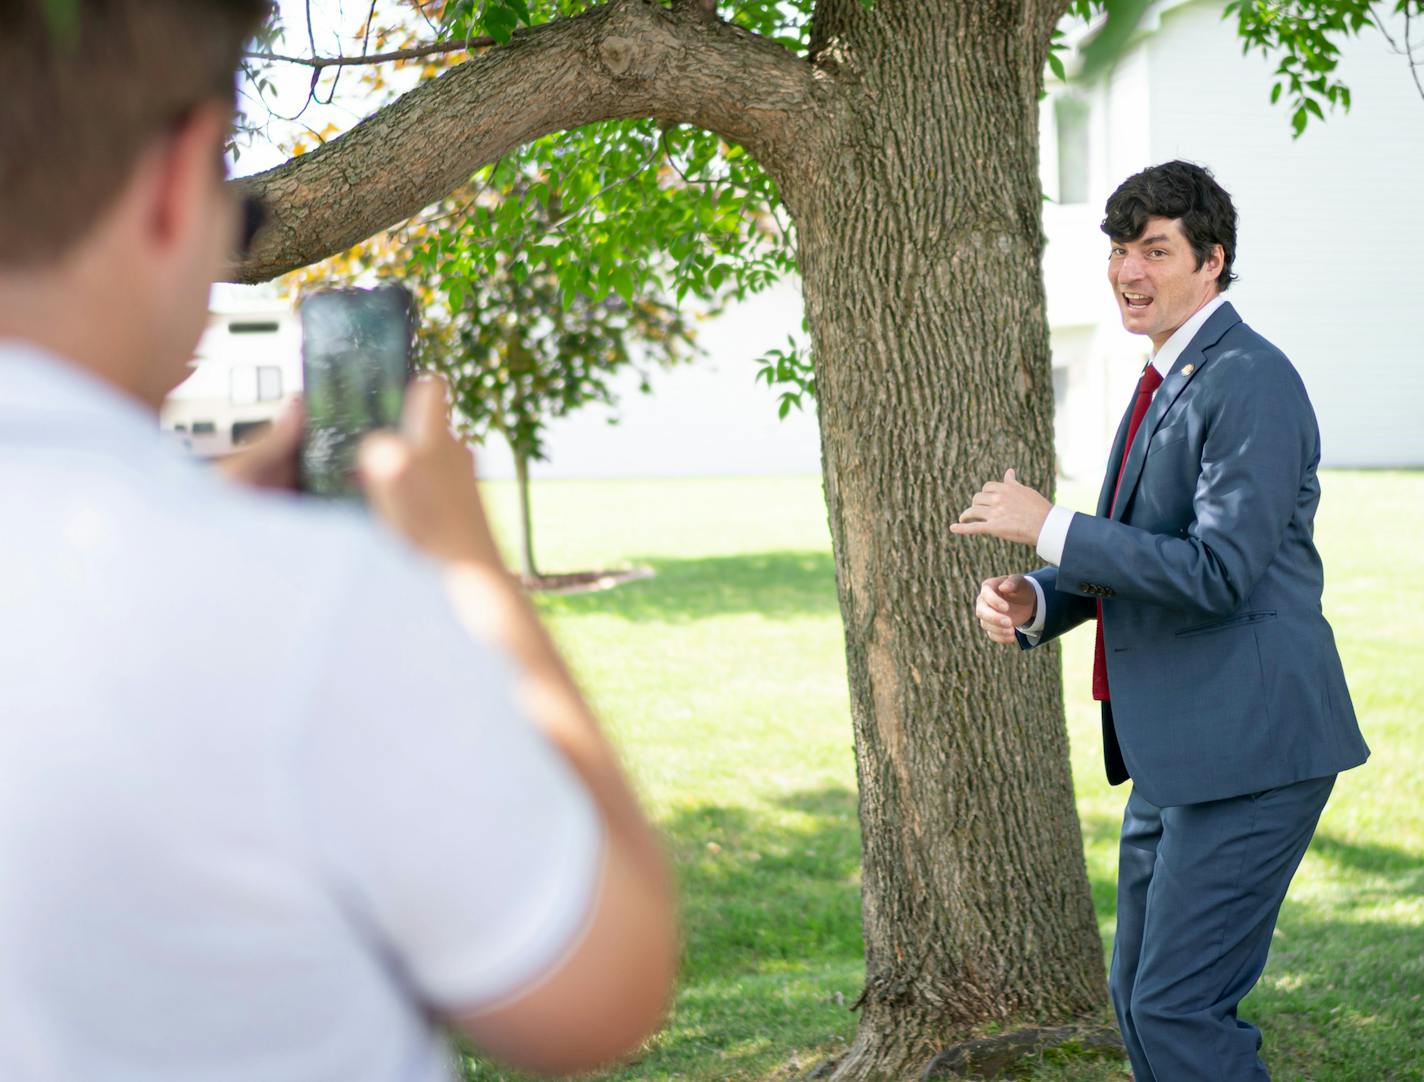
[233,0,1108,1074]
[789,1,1107,1075]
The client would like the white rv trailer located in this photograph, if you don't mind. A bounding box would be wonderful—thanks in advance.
[161,285,301,458]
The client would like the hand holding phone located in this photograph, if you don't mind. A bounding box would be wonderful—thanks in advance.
[358,377,503,570]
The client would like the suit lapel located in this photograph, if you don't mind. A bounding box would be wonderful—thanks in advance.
[1109,302,1242,521]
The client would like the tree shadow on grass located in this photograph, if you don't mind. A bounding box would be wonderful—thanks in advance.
[1306,832,1424,897]
[639,785,866,1078]
[663,785,864,984]
[1072,811,1124,927]
[1247,831,1424,1082]
[534,550,840,624]
[458,785,867,1082]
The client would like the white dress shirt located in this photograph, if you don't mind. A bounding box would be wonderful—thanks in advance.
[0,341,603,1082]
[1018,294,1227,639]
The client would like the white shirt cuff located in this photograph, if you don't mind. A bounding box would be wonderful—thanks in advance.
[1017,575,1047,642]
[1035,505,1075,566]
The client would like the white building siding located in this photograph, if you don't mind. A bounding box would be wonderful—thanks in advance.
[1143,0,1424,467]
[471,280,818,481]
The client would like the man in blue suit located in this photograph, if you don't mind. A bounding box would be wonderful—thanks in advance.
[951,161,1369,1080]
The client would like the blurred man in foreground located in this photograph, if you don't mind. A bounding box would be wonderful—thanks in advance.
[0,3,676,1079]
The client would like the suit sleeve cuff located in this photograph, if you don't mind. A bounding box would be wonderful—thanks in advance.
[1017,575,1047,642]
[1035,505,1075,567]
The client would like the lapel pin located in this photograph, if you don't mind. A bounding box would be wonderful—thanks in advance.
[1182,363,1195,376]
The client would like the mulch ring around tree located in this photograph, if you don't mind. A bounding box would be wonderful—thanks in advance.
[520,566,655,595]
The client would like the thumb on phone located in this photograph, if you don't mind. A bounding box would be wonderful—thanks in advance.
[401,375,451,449]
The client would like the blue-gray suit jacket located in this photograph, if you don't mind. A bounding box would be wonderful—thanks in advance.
[1018,302,1369,807]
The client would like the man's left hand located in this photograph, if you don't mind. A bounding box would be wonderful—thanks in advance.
[215,397,302,492]
[950,468,1052,547]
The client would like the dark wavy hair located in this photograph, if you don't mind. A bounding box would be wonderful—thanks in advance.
[1101,161,1238,292]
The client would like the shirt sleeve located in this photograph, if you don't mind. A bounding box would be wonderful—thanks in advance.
[1017,575,1047,643]
[1035,505,1075,567]
[294,530,604,1011]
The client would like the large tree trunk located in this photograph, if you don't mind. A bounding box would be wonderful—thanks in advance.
[784,1,1106,1074]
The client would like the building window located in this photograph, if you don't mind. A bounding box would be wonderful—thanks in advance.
[232,420,273,446]
[191,421,216,436]
[229,321,280,335]
[230,365,258,405]
[1055,95,1090,205]
[1052,364,1070,407]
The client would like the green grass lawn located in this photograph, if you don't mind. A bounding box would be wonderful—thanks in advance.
[464,471,1423,1082]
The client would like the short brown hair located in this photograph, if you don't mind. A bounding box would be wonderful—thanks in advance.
[0,0,269,268]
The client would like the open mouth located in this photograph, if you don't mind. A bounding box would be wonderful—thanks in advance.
[1122,291,1153,311]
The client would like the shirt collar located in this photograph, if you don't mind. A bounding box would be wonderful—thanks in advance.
[1149,293,1228,379]
[0,338,171,454]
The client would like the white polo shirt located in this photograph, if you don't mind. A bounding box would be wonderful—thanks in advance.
[0,342,603,1081]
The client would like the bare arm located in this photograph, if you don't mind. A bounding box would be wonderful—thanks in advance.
[357,379,676,1074]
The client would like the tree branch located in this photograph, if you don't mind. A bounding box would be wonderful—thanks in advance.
[242,37,494,69]
[230,0,836,282]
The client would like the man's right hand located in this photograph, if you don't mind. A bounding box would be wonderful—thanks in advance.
[359,375,678,1075]
[357,376,503,570]
[976,574,1037,645]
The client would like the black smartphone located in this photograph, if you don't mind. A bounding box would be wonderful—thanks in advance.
[297,284,416,499]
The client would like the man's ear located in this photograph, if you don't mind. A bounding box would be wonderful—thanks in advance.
[145,104,229,257]
[1204,242,1225,280]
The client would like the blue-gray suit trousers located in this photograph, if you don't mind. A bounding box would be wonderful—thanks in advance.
[1111,772,1335,1081]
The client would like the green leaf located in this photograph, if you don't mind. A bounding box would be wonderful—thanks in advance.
[482,3,519,45]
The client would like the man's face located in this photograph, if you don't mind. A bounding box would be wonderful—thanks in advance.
[1107,216,1222,350]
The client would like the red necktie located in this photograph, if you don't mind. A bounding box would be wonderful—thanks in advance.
[1092,364,1164,701]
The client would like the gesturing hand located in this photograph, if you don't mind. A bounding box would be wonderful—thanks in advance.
[975,574,1037,645]
[950,468,1052,547]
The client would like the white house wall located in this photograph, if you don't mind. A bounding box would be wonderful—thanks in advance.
[1042,43,1160,482]
[1145,0,1423,468]
[473,280,820,480]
